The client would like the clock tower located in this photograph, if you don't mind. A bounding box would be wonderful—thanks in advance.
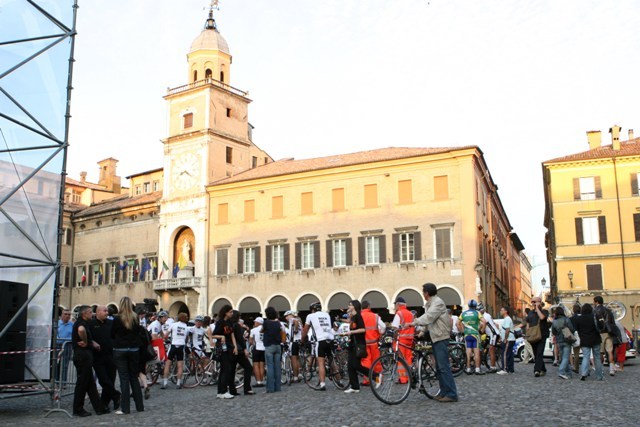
[158,7,272,315]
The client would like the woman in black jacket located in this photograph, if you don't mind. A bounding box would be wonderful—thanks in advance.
[230,310,255,395]
[573,303,603,381]
[344,300,369,393]
[211,304,236,399]
[111,297,144,414]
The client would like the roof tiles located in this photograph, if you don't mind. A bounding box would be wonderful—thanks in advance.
[544,138,640,163]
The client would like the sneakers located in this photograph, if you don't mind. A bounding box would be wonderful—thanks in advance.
[316,383,326,391]
[609,370,615,377]
[558,374,569,380]
[114,410,124,415]
[344,387,360,394]
[474,370,485,376]
[580,376,586,381]
[534,371,540,377]
[487,368,498,374]
[539,371,546,377]
[465,368,473,375]
[222,392,235,399]
[496,370,508,375]
[552,360,558,367]
[435,395,458,403]
[375,374,383,389]
[160,383,167,390]
[216,393,225,399]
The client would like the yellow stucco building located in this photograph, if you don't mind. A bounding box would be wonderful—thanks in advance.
[543,126,640,328]
[60,9,529,321]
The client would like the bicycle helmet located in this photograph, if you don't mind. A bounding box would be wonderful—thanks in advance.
[468,299,477,309]
[284,310,294,317]
[194,315,204,322]
[476,303,485,312]
[309,302,322,312]
[158,310,168,317]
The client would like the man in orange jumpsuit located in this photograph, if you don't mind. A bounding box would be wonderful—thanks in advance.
[360,300,386,385]
[392,297,415,383]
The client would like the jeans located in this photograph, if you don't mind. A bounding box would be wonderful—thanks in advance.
[558,343,573,377]
[265,344,282,392]
[531,340,546,373]
[432,339,457,399]
[501,341,515,373]
[581,344,603,380]
[113,348,144,413]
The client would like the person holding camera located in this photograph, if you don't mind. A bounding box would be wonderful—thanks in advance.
[519,297,549,377]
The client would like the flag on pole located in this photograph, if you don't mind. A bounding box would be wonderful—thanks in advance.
[178,253,188,270]
[81,268,86,285]
[140,258,150,280]
[159,260,169,280]
[173,264,180,278]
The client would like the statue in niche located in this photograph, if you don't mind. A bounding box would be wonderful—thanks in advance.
[182,240,192,264]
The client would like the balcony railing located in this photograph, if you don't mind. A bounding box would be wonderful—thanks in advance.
[167,78,248,98]
[153,277,203,292]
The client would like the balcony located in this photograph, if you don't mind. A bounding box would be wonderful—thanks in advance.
[153,277,204,293]
[166,78,248,98]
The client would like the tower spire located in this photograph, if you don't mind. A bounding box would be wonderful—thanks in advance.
[205,0,219,30]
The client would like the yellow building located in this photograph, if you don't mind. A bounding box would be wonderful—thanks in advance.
[62,9,527,320]
[543,126,640,328]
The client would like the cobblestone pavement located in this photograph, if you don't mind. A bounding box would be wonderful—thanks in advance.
[1,358,637,426]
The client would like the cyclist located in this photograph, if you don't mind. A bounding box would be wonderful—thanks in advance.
[458,299,487,375]
[391,297,414,384]
[161,312,188,389]
[188,315,206,359]
[148,311,168,340]
[360,300,385,386]
[478,303,499,373]
[301,302,334,391]
[284,310,303,382]
[250,317,265,387]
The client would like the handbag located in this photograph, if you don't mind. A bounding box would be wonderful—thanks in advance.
[525,323,541,344]
[571,331,581,348]
[355,342,368,359]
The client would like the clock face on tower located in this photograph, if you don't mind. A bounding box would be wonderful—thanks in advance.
[171,152,200,191]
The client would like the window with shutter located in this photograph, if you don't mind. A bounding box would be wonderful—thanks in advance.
[634,213,640,241]
[216,249,228,275]
[435,228,452,259]
[243,247,256,274]
[332,188,345,212]
[217,203,229,224]
[586,264,603,290]
[183,113,193,128]
[365,236,380,265]
[301,242,315,269]
[331,239,347,267]
[364,184,378,208]
[398,180,412,205]
[581,217,600,245]
[434,176,449,200]
[272,196,284,219]
[244,199,255,222]
[301,192,313,215]
[631,173,639,197]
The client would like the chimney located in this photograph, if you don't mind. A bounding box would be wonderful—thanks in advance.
[79,171,87,183]
[629,129,634,140]
[609,124,621,150]
[587,130,601,150]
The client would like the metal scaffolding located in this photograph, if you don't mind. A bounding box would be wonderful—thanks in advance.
[0,0,78,385]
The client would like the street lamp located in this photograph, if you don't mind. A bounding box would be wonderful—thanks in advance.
[567,270,573,288]
[541,277,546,288]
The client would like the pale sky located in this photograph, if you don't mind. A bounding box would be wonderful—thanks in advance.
[67,0,640,292]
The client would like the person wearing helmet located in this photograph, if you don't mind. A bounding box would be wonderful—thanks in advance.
[477,303,499,373]
[458,299,487,375]
[188,315,206,359]
[250,317,266,387]
[301,302,333,391]
[148,311,168,341]
[284,310,303,381]
[391,297,415,384]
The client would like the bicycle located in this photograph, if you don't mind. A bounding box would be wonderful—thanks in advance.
[280,342,293,385]
[198,349,221,386]
[168,347,202,388]
[368,330,441,405]
[300,339,348,390]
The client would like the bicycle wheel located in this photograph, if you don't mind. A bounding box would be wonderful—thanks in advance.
[182,358,203,388]
[418,355,440,399]
[281,353,292,385]
[196,359,209,385]
[202,360,219,386]
[302,354,322,390]
[329,351,348,390]
[368,353,411,405]
[448,343,465,377]
[146,360,161,386]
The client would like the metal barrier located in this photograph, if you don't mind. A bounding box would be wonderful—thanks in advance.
[44,341,76,418]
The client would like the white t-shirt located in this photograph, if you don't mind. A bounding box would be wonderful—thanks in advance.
[305,311,334,341]
[451,315,460,334]
[169,321,188,346]
[188,325,205,349]
[483,312,499,338]
[250,326,265,351]
[148,320,163,337]
[162,318,173,337]
[500,316,515,342]
[337,322,350,335]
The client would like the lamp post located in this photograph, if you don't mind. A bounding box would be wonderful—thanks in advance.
[568,270,573,288]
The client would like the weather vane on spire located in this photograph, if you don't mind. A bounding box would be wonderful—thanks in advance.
[204,0,219,29]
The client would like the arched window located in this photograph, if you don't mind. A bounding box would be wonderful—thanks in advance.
[205,68,212,79]
[193,70,197,82]
[220,71,224,82]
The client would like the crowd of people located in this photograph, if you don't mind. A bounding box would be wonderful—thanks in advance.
[58,287,633,417]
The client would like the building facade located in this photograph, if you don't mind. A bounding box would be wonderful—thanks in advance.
[59,10,527,320]
[543,126,640,328]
